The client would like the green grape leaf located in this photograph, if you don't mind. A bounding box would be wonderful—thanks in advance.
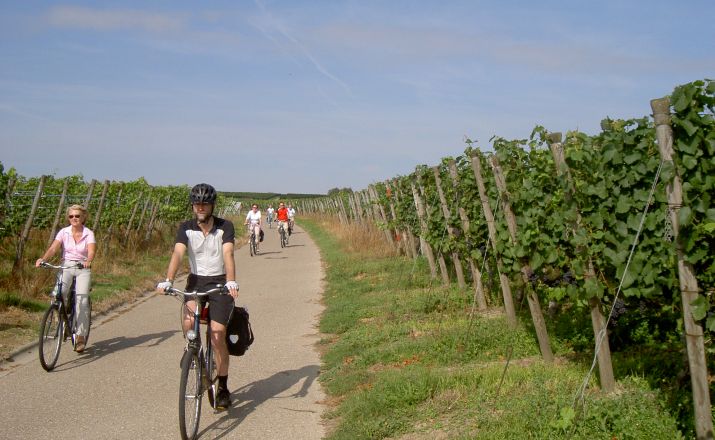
[690,296,709,321]
[678,206,693,227]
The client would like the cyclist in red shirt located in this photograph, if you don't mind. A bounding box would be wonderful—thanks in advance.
[275,202,290,244]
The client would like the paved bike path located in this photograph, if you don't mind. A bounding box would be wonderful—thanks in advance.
[0,223,326,439]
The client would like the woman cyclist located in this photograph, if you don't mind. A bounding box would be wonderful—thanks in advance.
[244,204,262,253]
[35,204,96,353]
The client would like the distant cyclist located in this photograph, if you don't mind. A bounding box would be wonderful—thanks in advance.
[266,205,275,228]
[287,204,296,236]
[244,204,262,253]
[157,183,239,410]
[275,202,290,245]
[35,204,96,353]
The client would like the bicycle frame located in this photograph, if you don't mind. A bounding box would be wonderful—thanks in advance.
[42,263,81,337]
[165,286,226,401]
[247,225,257,256]
[278,221,287,247]
[37,261,83,371]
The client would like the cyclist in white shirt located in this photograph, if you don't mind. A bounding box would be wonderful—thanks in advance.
[266,205,275,228]
[244,204,262,252]
[287,204,296,235]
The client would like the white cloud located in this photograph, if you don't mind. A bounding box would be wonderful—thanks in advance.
[45,5,186,33]
[252,0,351,94]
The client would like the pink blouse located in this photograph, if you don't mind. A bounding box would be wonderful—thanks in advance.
[55,225,96,261]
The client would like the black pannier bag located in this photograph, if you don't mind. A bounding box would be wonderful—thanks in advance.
[226,306,254,356]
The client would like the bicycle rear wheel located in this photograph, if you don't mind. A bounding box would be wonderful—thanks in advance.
[179,349,202,440]
[85,295,93,344]
[38,304,64,371]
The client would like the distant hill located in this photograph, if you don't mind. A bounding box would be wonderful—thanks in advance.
[220,191,325,200]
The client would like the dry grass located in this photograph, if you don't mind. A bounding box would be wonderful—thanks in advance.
[305,213,397,258]
[1,226,174,301]
[0,224,179,358]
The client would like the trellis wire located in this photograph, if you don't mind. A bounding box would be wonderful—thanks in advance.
[571,159,665,413]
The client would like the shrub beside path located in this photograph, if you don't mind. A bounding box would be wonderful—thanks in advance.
[0,223,326,439]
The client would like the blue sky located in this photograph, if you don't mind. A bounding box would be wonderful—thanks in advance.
[1,1,713,194]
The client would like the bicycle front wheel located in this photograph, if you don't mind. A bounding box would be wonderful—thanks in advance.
[38,304,64,371]
[179,349,202,440]
[205,343,218,408]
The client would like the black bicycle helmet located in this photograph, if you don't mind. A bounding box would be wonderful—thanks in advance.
[189,183,217,204]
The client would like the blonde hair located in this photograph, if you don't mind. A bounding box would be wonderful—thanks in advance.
[66,204,89,224]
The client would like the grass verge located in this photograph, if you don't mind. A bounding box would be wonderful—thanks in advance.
[301,215,684,439]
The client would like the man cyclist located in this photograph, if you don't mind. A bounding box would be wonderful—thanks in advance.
[287,204,296,236]
[266,204,275,228]
[157,183,239,410]
[244,203,262,253]
[275,202,290,245]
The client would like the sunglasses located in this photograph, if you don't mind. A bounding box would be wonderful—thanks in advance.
[68,215,81,219]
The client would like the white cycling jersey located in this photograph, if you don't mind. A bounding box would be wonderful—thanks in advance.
[245,210,261,225]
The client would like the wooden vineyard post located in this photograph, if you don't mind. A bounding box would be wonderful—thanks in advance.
[411,181,438,279]
[145,200,160,241]
[470,152,517,327]
[432,166,467,288]
[92,180,110,231]
[490,155,553,362]
[15,175,46,269]
[448,160,488,310]
[352,193,363,223]
[125,191,143,240]
[652,97,713,439]
[48,177,69,247]
[417,174,451,286]
[104,184,123,253]
[359,191,370,223]
[395,180,419,259]
[83,179,96,209]
[334,198,346,225]
[548,133,615,392]
[136,196,151,232]
[340,197,350,225]
[352,192,364,224]
[361,190,375,223]
[384,181,405,255]
[368,184,395,248]
[394,180,418,259]
[339,196,350,225]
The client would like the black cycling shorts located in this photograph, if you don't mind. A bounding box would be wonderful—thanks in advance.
[184,274,234,326]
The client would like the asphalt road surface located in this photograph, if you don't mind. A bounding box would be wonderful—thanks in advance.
[0,222,326,440]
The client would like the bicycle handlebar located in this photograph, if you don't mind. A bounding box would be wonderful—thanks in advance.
[163,286,227,297]
[39,261,84,270]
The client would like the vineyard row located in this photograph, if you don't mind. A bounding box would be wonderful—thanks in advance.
[297,79,714,437]
[0,174,241,266]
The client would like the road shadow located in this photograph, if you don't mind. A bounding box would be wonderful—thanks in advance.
[264,256,288,260]
[255,251,281,256]
[50,330,178,372]
[200,364,321,439]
